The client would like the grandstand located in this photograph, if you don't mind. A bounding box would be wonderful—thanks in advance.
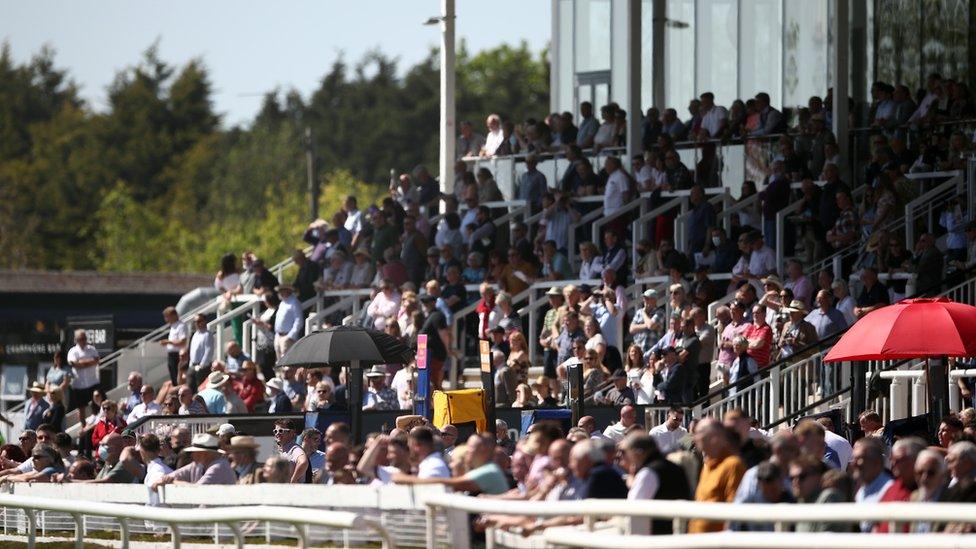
[3,1,976,548]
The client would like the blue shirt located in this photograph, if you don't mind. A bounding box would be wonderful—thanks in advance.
[197,388,226,415]
[225,352,251,374]
[274,296,303,341]
[577,117,599,145]
[517,169,547,209]
[804,308,848,339]
[855,471,893,531]
[189,330,214,366]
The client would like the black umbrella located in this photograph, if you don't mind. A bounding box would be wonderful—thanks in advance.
[277,325,413,367]
[276,325,415,445]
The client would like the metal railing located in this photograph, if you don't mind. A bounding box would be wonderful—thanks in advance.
[423,493,976,549]
[0,493,395,549]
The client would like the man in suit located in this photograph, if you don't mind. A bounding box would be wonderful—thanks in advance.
[656,347,688,404]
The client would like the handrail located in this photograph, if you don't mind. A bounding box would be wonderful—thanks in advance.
[542,529,976,549]
[592,197,644,244]
[568,206,605,267]
[423,492,976,525]
[0,493,396,549]
[904,172,964,248]
[629,196,686,270]
[716,192,758,234]
[673,190,728,253]
[774,199,805,274]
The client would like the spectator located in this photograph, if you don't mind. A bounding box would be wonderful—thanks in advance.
[419,293,452,391]
[236,361,264,412]
[396,433,508,495]
[67,328,101,415]
[481,114,504,156]
[831,279,857,325]
[852,436,893,531]
[945,440,976,490]
[158,307,187,386]
[227,435,263,484]
[578,242,603,280]
[457,120,485,158]
[854,266,889,319]
[541,240,573,281]
[912,232,944,292]
[152,433,235,488]
[541,193,579,254]
[648,406,687,455]
[744,305,773,369]
[91,400,124,449]
[874,437,926,532]
[125,385,161,424]
[602,404,638,442]
[629,289,665,354]
[689,419,746,533]
[748,92,784,136]
[187,314,214,388]
[224,341,250,376]
[42,388,65,432]
[475,168,504,203]
[23,383,49,431]
[806,289,848,338]
[826,190,859,250]
[516,154,547,213]
[319,250,354,289]
[177,385,207,415]
[717,301,749,371]
[592,105,617,151]
[791,456,848,531]
[265,378,291,414]
[499,248,537,295]
[726,336,757,395]
[273,284,303,359]
[249,259,280,297]
[198,372,229,415]
[686,185,716,253]
[655,347,688,404]
[777,300,818,359]
[363,366,399,411]
[575,102,598,148]
[292,249,321,302]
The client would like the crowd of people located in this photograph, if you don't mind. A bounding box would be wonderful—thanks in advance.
[2,77,975,541]
[3,405,976,536]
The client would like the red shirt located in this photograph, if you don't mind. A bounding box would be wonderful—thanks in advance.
[873,479,913,533]
[91,417,124,448]
[744,323,773,368]
[238,377,265,412]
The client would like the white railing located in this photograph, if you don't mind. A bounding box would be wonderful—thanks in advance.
[303,289,374,335]
[423,493,976,549]
[0,493,395,549]
[3,482,450,548]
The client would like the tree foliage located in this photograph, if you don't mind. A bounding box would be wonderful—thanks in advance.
[0,41,549,273]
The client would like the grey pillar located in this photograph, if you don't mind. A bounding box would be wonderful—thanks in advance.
[832,0,850,174]
[651,0,666,111]
[626,0,642,163]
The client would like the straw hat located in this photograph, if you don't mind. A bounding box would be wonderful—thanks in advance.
[228,435,260,450]
[761,274,784,289]
[28,382,45,395]
[183,433,223,453]
[207,371,229,389]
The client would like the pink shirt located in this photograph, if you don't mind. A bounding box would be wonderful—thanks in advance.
[718,321,749,367]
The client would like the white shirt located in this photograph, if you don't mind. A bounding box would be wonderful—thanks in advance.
[344,209,363,234]
[417,452,451,479]
[391,368,413,410]
[144,457,173,487]
[603,421,629,442]
[126,401,162,424]
[189,329,214,366]
[166,321,188,353]
[628,466,660,500]
[633,370,656,405]
[747,246,776,277]
[604,170,629,216]
[484,129,504,156]
[824,429,853,470]
[215,273,241,293]
[648,423,688,454]
[67,344,100,389]
[700,105,729,137]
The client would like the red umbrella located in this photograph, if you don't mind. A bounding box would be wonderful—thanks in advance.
[823,297,976,362]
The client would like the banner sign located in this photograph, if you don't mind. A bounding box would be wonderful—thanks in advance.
[416,334,428,370]
[479,340,491,373]
[66,316,115,356]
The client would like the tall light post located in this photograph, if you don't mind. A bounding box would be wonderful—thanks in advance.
[424,0,456,197]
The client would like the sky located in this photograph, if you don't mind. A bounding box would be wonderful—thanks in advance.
[1,0,550,127]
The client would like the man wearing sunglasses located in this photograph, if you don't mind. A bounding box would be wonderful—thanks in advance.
[273,418,309,484]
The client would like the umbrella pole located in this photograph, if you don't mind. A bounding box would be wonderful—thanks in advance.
[927,355,951,423]
[349,360,363,444]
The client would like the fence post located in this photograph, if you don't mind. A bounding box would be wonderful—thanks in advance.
[769,366,781,426]
[889,376,908,421]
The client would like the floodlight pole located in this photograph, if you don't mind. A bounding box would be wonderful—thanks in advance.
[438,0,456,198]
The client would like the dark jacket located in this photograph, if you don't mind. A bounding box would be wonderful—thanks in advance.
[647,459,692,534]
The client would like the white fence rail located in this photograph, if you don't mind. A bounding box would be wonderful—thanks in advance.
[423,493,976,549]
[1,483,450,548]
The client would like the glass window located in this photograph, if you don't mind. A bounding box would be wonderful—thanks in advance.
[575,0,612,72]
[739,0,782,106]
[875,0,921,94]
[783,0,828,110]
[665,0,695,111]
[695,0,737,107]
[921,0,969,84]
[558,0,575,114]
